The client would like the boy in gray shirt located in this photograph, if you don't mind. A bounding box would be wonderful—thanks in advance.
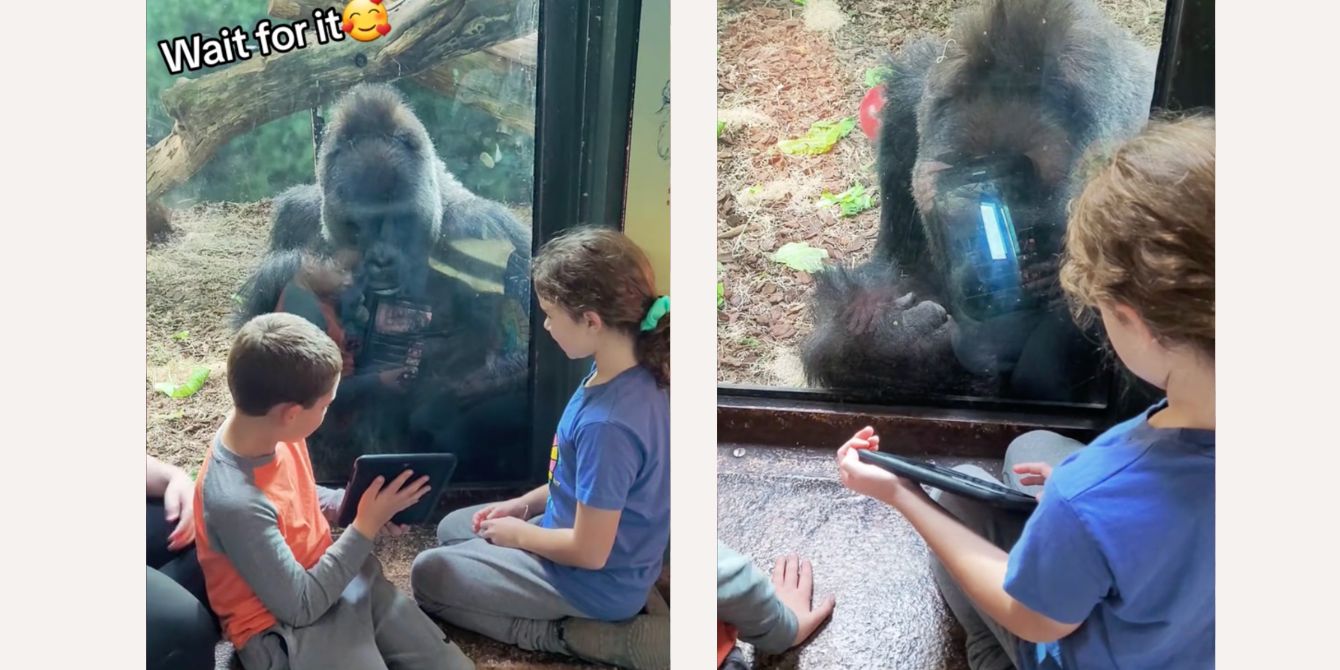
[192,313,473,670]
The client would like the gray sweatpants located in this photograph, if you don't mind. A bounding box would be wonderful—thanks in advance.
[929,430,1085,670]
[411,504,587,654]
[237,554,474,670]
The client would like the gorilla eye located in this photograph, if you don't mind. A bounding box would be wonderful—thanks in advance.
[394,132,419,152]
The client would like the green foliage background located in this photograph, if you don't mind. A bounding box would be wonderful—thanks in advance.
[148,1,535,206]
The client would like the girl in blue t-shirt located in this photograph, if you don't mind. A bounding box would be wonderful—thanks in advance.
[837,116,1216,670]
[412,227,671,668]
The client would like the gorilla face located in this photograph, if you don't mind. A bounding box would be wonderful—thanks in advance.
[912,75,1079,318]
[316,84,445,298]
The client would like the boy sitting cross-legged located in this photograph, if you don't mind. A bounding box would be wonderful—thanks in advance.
[192,312,474,670]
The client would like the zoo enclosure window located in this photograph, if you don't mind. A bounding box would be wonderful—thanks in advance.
[146,0,642,489]
[715,0,1211,426]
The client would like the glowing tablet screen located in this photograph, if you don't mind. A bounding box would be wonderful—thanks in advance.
[980,202,1008,260]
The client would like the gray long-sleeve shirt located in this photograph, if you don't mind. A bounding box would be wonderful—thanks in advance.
[717,542,798,655]
[196,436,373,647]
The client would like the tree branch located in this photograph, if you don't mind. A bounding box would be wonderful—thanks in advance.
[148,0,534,199]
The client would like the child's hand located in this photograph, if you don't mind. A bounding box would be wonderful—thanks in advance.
[836,430,916,507]
[772,554,836,647]
[1011,462,1053,501]
[836,426,880,464]
[352,470,431,540]
[478,516,529,549]
[163,472,196,552]
[472,497,530,533]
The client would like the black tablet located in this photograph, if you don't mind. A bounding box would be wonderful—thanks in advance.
[336,453,457,528]
[856,449,1038,511]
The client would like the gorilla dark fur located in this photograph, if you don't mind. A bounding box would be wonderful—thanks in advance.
[258,83,529,302]
[235,83,531,480]
[802,0,1154,400]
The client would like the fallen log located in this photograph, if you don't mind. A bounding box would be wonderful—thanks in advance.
[266,0,536,131]
[266,1,537,66]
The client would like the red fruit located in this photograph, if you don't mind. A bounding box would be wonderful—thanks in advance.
[377,23,391,36]
[342,20,353,33]
[859,84,886,140]
[371,0,383,4]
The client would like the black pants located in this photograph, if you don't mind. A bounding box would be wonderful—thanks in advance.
[147,498,218,670]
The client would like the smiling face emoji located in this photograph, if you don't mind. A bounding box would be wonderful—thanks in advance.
[341,0,392,43]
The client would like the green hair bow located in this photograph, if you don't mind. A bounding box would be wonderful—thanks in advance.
[640,296,670,332]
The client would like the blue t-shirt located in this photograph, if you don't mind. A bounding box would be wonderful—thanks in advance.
[541,364,670,620]
[1006,401,1215,669]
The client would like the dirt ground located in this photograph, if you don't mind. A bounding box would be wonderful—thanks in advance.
[716,0,1167,387]
[146,201,272,471]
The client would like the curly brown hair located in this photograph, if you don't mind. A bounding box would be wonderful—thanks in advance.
[532,227,669,387]
[1060,114,1215,357]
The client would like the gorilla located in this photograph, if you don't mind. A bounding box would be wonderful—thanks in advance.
[801,0,1156,402]
[236,83,532,482]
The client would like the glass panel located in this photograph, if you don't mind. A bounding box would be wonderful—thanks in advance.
[716,0,1167,407]
[147,0,540,485]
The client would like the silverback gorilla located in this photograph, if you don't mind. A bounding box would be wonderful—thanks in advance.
[801,0,1156,401]
[237,83,532,482]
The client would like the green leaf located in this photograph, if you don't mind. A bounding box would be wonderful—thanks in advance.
[717,120,726,138]
[817,183,877,217]
[741,337,762,348]
[864,66,893,89]
[717,282,726,310]
[777,117,856,156]
[769,242,829,273]
[792,0,807,5]
[154,366,211,400]
[171,330,190,341]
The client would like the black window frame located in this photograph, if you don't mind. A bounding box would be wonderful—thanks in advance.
[716,0,1214,431]
[520,0,644,488]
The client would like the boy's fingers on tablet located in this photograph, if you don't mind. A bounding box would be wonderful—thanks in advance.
[365,475,386,498]
[388,469,416,490]
[400,475,430,497]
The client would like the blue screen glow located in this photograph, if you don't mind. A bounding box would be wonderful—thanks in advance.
[980,203,1007,260]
